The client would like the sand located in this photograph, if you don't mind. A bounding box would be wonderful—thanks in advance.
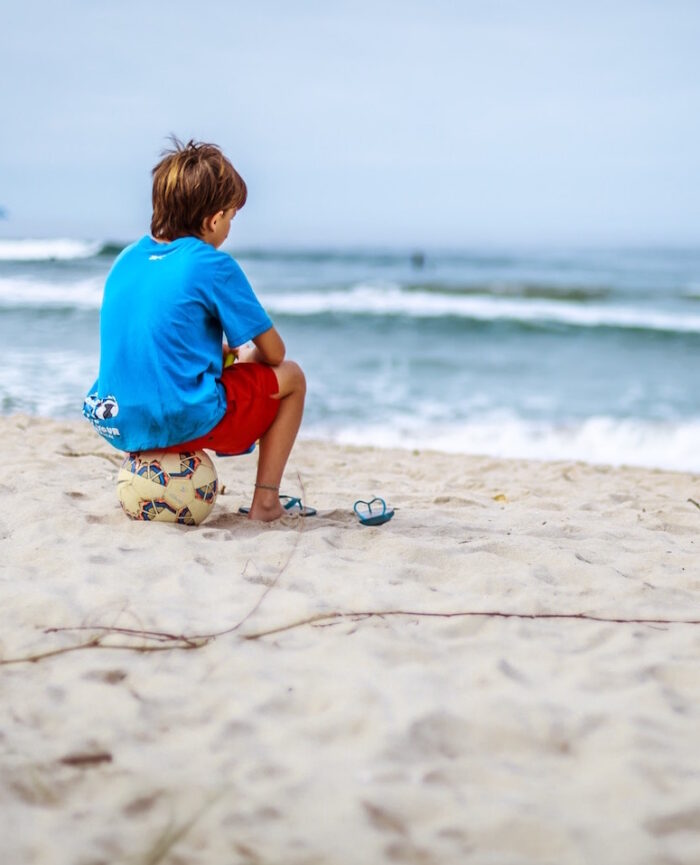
[1,414,699,865]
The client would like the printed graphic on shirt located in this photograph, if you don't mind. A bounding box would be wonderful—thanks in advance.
[83,392,121,438]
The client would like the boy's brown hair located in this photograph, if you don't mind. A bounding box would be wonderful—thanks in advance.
[150,138,247,241]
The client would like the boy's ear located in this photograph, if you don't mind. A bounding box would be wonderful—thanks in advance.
[201,212,218,233]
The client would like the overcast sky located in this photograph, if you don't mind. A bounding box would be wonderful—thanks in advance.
[1,0,699,247]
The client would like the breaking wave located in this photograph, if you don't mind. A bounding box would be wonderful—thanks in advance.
[302,413,700,473]
[0,239,125,262]
[265,285,700,335]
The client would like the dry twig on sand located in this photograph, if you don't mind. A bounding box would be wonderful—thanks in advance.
[3,473,699,666]
[0,474,307,665]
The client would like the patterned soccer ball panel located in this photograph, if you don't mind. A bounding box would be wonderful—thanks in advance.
[117,449,218,525]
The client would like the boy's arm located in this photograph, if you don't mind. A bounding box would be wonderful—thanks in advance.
[236,326,285,366]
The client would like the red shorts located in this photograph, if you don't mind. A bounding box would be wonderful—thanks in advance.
[163,363,280,455]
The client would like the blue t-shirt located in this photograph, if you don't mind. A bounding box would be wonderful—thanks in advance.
[83,235,272,451]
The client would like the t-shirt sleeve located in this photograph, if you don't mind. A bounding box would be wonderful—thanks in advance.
[212,257,273,347]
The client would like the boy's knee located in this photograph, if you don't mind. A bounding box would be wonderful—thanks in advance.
[275,359,306,396]
[286,360,306,393]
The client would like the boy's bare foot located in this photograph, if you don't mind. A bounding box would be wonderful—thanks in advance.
[246,499,284,521]
[246,487,284,521]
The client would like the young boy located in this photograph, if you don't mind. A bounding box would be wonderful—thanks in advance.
[83,138,306,522]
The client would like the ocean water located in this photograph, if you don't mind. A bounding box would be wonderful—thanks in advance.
[1,238,699,471]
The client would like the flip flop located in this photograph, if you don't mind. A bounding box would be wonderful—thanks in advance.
[239,494,317,517]
[354,497,394,526]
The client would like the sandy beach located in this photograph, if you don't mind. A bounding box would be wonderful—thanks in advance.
[1,413,699,865]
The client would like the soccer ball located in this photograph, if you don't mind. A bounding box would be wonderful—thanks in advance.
[117,450,218,525]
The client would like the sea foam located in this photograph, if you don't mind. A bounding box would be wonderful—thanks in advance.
[0,276,103,309]
[265,285,700,334]
[0,239,103,261]
[2,275,699,336]
[303,414,700,473]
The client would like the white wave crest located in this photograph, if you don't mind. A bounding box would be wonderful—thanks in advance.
[3,274,700,336]
[0,239,102,261]
[0,276,102,308]
[302,414,700,473]
[264,285,700,334]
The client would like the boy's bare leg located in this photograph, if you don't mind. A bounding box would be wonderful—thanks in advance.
[247,360,306,521]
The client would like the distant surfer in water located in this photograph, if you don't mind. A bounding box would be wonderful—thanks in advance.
[84,138,306,521]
